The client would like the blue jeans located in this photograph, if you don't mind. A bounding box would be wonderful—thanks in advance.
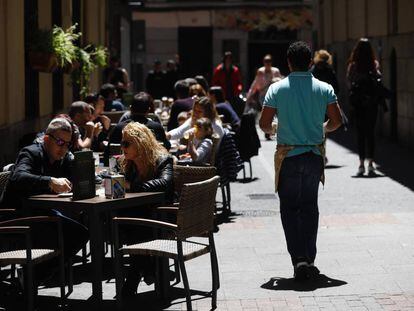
[278,152,323,266]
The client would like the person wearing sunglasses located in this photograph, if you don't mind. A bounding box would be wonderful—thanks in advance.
[1,117,88,284]
[117,121,173,296]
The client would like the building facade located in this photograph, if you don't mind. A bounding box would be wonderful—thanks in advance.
[130,0,313,91]
[0,0,108,165]
[313,0,414,147]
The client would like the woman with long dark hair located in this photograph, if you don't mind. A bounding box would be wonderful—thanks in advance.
[347,38,381,176]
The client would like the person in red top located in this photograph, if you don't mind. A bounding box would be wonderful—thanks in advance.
[211,51,243,105]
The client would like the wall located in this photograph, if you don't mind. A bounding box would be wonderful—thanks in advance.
[316,0,414,148]
[38,0,53,117]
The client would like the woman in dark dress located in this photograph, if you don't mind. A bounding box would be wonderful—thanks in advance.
[118,122,173,295]
[347,38,382,176]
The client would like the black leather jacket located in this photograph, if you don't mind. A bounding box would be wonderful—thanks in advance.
[124,155,174,202]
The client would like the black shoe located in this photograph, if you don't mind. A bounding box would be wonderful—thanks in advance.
[308,265,320,278]
[294,264,310,282]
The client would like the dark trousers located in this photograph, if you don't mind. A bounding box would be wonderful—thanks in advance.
[277,152,323,266]
[355,103,378,160]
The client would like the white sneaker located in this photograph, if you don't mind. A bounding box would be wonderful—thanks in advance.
[357,166,365,176]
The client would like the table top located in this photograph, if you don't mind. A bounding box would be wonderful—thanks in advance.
[24,191,165,212]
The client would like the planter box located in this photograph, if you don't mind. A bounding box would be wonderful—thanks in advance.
[28,52,58,73]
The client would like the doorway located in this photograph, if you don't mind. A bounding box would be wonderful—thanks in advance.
[178,27,213,81]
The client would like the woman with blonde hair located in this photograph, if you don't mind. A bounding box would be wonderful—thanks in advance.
[311,49,339,94]
[118,121,173,296]
[120,122,173,195]
[167,96,224,141]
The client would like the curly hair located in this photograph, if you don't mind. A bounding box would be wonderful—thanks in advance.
[120,122,168,180]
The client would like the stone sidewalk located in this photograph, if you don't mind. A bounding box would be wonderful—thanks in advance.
[3,134,414,310]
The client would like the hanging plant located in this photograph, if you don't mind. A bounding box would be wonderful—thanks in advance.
[71,45,108,97]
[27,24,81,73]
[27,29,58,72]
[52,24,82,71]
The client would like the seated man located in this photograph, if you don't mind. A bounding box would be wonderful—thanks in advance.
[100,83,126,111]
[0,118,88,280]
[109,92,171,150]
[69,101,102,150]
[167,80,194,131]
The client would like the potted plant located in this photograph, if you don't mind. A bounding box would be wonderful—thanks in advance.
[27,24,81,73]
[27,29,58,72]
[52,24,81,73]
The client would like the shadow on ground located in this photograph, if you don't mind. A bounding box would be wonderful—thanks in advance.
[1,285,214,311]
[261,274,347,292]
[329,126,414,191]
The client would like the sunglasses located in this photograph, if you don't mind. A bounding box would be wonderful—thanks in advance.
[120,140,131,148]
[49,134,72,148]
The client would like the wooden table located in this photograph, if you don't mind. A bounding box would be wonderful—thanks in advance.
[23,191,164,306]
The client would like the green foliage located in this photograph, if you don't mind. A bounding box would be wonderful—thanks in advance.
[72,45,108,96]
[52,24,82,67]
[92,45,109,68]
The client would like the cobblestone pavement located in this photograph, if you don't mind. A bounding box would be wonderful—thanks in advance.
[3,130,414,310]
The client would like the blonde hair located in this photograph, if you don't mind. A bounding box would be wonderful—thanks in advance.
[120,122,168,180]
[191,96,218,125]
[313,49,333,65]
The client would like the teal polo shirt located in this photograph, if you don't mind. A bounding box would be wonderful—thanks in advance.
[263,71,337,157]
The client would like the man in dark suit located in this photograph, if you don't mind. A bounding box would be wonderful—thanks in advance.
[1,118,88,281]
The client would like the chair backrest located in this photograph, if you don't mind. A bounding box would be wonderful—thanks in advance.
[176,176,220,239]
[0,171,11,195]
[209,134,220,166]
[103,111,124,123]
[173,165,217,197]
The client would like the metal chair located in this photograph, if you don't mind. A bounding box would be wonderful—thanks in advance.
[0,216,66,311]
[113,176,220,311]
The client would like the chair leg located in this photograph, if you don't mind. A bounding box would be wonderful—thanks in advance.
[113,225,123,310]
[174,259,181,284]
[220,184,227,212]
[225,183,231,212]
[66,258,73,297]
[25,264,34,311]
[209,233,219,310]
[178,243,192,311]
[248,159,252,179]
[242,163,246,180]
[59,253,66,307]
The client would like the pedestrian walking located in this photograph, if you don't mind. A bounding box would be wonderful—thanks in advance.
[311,49,341,164]
[259,41,342,281]
[211,51,243,115]
[347,38,389,176]
[247,54,283,140]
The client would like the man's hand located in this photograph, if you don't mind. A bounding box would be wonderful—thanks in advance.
[259,106,277,134]
[93,122,103,137]
[49,177,72,194]
[325,102,343,133]
[85,121,95,138]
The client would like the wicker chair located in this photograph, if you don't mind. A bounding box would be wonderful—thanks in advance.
[113,176,220,311]
[0,171,15,221]
[0,216,66,311]
[173,165,217,197]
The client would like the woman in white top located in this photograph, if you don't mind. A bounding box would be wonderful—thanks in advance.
[167,96,224,141]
